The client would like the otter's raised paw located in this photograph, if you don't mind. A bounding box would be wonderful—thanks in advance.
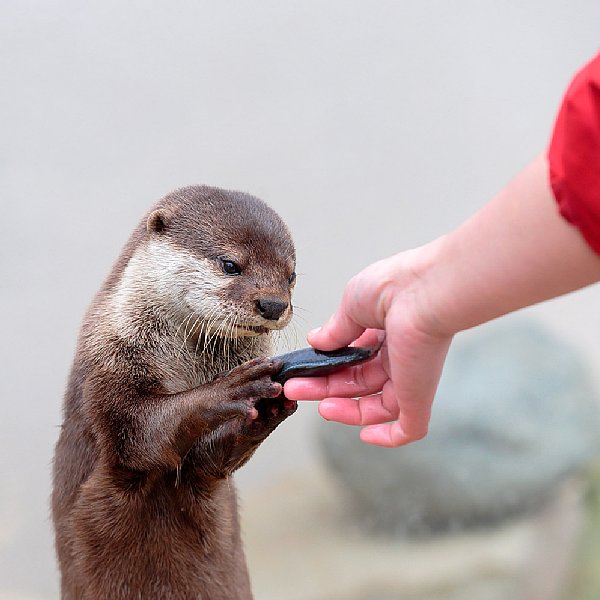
[242,395,297,439]
[226,357,297,438]
[206,357,284,421]
[227,357,282,399]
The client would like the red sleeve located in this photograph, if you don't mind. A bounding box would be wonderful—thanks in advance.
[548,52,600,255]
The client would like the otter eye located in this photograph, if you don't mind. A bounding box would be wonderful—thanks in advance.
[288,272,296,285]
[221,259,242,276]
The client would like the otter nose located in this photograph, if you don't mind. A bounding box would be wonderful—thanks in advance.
[255,298,288,321]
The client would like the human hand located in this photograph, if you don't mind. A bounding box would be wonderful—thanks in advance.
[284,156,600,447]
[283,249,453,447]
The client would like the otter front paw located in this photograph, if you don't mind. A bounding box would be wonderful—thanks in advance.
[241,395,297,439]
[213,356,298,438]
[209,357,285,422]
[194,358,297,477]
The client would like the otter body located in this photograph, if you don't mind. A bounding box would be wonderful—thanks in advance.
[52,186,297,599]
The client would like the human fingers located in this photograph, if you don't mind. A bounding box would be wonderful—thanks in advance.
[359,400,432,447]
[318,390,400,426]
[349,328,386,349]
[282,354,388,401]
[357,312,451,447]
[359,422,414,447]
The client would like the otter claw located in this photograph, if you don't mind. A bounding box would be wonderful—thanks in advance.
[272,344,381,383]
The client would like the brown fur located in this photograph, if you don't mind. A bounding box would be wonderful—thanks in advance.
[52,186,297,599]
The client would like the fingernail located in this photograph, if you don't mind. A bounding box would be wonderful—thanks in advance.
[308,327,322,337]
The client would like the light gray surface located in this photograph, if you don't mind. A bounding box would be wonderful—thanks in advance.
[2,2,600,597]
[318,321,600,534]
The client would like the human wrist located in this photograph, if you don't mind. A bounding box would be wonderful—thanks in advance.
[382,238,460,341]
[393,229,499,340]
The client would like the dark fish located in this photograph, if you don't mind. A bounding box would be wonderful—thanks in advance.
[272,344,381,384]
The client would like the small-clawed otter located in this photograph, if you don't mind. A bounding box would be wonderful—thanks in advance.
[52,186,297,599]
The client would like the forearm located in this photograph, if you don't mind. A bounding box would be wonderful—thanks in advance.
[415,154,600,336]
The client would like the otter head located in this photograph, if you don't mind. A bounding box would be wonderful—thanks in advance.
[142,186,296,340]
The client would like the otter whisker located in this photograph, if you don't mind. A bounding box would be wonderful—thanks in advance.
[194,308,213,357]
[291,320,301,351]
[291,304,309,321]
[279,326,294,353]
[204,316,223,354]
[184,315,203,359]
[212,312,232,360]
[282,328,292,353]
[196,305,221,358]
[179,312,203,361]
[186,313,206,361]
[222,313,236,370]
[174,311,195,340]
[200,306,225,358]
[176,312,197,361]
[175,311,196,344]
[211,314,229,369]
[230,313,240,363]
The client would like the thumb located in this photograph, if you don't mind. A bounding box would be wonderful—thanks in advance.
[307,312,366,351]
[307,266,389,351]
[307,281,368,350]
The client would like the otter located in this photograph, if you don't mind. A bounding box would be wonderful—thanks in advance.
[52,185,297,599]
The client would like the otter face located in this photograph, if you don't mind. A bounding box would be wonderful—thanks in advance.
[143,186,296,341]
[211,253,295,338]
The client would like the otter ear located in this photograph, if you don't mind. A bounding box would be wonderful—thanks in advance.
[147,209,169,234]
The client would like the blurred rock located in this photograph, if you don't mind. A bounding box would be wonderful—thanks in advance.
[241,466,584,600]
[317,322,600,535]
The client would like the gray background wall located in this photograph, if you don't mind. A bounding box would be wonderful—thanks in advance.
[1,1,600,597]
